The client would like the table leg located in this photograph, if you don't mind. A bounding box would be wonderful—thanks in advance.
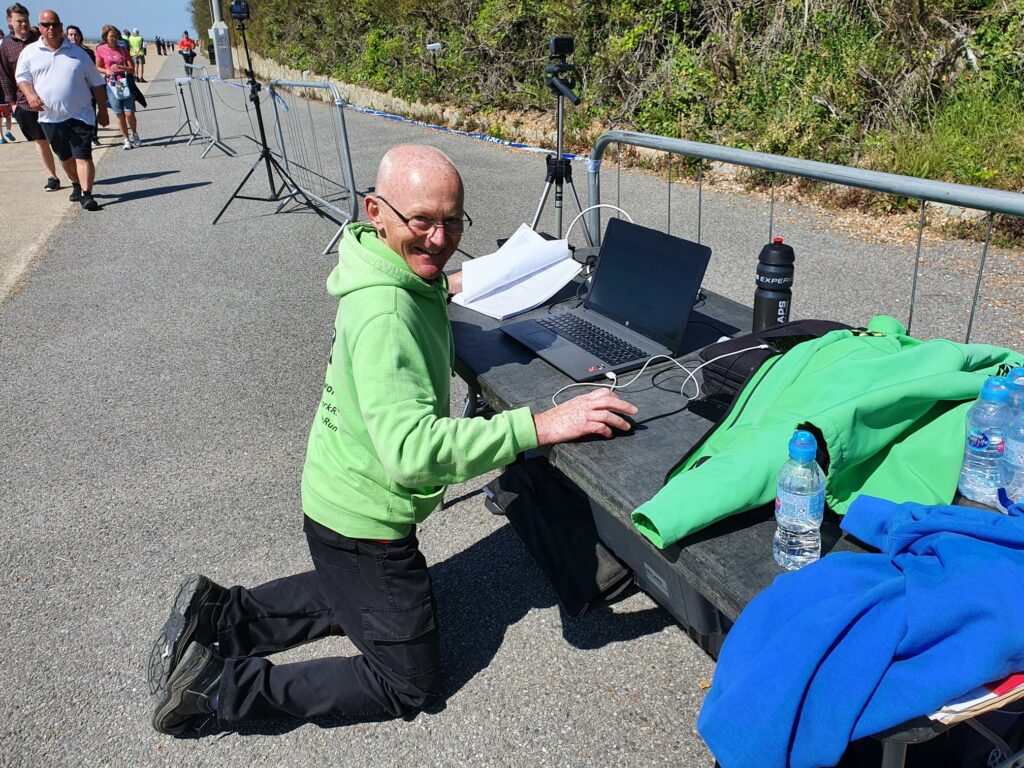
[880,741,907,768]
[461,380,481,418]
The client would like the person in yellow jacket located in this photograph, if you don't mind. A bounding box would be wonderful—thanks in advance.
[127,28,144,82]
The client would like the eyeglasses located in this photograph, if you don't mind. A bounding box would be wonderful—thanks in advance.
[375,196,471,235]
[39,21,61,28]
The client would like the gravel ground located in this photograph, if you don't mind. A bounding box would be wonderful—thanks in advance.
[1,55,1021,767]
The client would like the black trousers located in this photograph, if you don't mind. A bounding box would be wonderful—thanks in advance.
[212,516,441,723]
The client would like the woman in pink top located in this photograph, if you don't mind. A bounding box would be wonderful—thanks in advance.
[95,25,141,150]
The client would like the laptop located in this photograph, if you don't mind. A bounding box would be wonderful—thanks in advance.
[500,218,712,382]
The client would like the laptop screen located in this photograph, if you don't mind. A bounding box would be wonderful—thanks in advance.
[584,218,712,351]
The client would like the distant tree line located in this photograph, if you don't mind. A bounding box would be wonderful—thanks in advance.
[192,0,1024,189]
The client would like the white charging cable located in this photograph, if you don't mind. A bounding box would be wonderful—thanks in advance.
[565,204,634,245]
[550,344,772,406]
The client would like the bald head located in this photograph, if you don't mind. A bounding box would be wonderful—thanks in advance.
[366,144,467,282]
[374,144,463,201]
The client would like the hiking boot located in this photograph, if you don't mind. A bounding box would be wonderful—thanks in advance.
[44,176,60,191]
[151,642,223,735]
[68,183,81,202]
[148,574,227,699]
[80,193,100,211]
[131,132,142,147]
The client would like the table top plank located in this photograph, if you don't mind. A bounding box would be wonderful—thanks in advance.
[450,288,874,621]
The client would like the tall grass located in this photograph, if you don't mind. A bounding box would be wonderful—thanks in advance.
[865,84,1024,189]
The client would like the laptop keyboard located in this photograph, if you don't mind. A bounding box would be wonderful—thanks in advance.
[537,314,648,367]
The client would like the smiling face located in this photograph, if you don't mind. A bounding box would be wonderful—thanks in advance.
[365,146,465,282]
[66,27,82,44]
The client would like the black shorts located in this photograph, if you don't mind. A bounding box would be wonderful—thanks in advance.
[40,118,94,161]
[14,106,45,141]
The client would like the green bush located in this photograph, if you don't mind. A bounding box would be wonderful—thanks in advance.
[191,0,1024,190]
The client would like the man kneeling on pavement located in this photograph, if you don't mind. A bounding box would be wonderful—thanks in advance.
[148,144,638,734]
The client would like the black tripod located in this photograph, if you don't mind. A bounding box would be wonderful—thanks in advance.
[162,77,198,147]
[530,41,592,244]
[212,18,310,225]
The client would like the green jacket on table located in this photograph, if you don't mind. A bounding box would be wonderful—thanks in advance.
[632,316,1023,549]
[301,223,539,540]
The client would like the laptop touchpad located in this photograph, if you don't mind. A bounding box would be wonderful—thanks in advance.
[526,329,559,348]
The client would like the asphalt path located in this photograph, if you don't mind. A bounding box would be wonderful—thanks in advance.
[1,54,1021,767]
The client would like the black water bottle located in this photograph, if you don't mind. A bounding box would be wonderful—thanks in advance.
[753,237,795,332]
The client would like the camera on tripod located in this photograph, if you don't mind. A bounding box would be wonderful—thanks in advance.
[229,1,250,21]
[526,34,591,243]
[545,35,579,106]
[549,35,574,58]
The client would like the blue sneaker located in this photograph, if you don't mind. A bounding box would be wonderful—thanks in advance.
[0,135,6,144]
[3,130,13,142]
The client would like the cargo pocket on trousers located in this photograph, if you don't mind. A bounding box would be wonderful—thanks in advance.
[361,596,439,677]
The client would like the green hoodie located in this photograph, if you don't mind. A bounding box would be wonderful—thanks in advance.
[301,223,539,539]
[632,316,1023,548]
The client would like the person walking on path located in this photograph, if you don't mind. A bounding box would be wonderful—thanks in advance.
[64,24,99,146]
[177,30,195,74]
[95,25,140,150]
[1,3,61,189]
[147,144,638,736]
[0,97,13,143]
[127,27,145,82]
[15,8,107,211]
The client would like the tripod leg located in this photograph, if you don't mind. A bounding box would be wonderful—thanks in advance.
[268,154,318,211]
[162,121,190,147]
[565,177,594,246]
[531,181,554,231]
[212,156,263,225]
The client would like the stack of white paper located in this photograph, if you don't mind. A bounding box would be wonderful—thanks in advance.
[452,224,581,320]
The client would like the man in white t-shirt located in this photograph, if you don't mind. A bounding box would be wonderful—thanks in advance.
[15,9,108,211]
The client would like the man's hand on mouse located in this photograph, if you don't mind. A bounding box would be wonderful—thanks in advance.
[533,389,638,446]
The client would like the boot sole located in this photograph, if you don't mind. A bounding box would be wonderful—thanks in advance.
[147,575,214,698]
[151,642,207,735]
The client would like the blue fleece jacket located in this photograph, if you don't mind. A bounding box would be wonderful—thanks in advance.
[698,496,1024,768]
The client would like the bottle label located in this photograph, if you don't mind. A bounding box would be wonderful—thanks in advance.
[1007,438,1024,466]
[776,488,825,521]
[967,429,1005,453]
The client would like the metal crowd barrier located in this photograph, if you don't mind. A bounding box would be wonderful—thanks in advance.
[181,63,233,158]
[586,131,1024,343]
[268,80,359,255]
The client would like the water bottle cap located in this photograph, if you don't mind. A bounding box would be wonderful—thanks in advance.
[773,237,784,244]
[788,429,817,461]
[980,376,1009,402]
[1006,368,1024,387]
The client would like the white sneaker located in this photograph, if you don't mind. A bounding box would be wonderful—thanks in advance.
[131,132,141,147]
[123,138,132,150]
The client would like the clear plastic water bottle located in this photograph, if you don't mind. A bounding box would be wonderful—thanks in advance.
[1005,368,1024,413]
[773,429,826,570]
[1002,373,1024,510]
[958,376,1009,508]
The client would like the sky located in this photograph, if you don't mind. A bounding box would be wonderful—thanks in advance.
[11,0,197,42]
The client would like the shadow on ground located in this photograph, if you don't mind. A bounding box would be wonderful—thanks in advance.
[173,524,670,738]
[94,181,211,206]
[95,170,180,185]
